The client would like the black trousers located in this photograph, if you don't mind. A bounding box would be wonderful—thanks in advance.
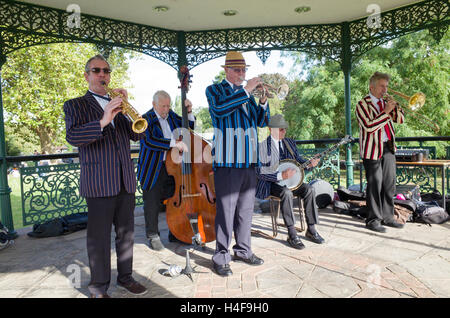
[142,163,175,238]
[363,143,396,225]
[270,182,319,230]
[85,186,135,295]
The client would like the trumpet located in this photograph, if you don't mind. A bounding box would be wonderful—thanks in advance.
[101,82,148,134]
[384,88,439,133]
[240,77,289,100]
[252,82,290,100]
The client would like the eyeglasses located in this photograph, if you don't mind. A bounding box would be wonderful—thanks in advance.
[229,67,247,73]
[89,67,112,74]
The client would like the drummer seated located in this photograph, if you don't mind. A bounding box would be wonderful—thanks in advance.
[256,114,325,249]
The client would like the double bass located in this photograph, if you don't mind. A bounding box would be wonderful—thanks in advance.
[165,66,216,245]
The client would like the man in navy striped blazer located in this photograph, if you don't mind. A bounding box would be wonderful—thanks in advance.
[137,91,195,250]
[256,114,324,250]
[205,51,270,276]
[356,71,404,233]
[64,54,147,298]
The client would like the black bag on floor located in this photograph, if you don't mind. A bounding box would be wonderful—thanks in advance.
[414,201,449,225]
[0,222,14,251]
[27,212,88,238]
[336,186,365,201]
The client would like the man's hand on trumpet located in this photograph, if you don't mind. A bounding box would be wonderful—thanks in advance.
[244,77,268,104]
[100,96,123,129]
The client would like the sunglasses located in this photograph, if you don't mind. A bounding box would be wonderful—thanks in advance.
[229,67,247,73]
[89,67,112,74]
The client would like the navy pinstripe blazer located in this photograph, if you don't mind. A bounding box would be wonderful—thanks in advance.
[255,137,307,200]
[64,91,142,198]
[206,80,270,169]
[137,109,194,191]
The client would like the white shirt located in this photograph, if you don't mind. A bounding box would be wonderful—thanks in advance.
[90,90,114,129]
[271,135,284,181]
[155,110,195,160]
[369,93,389,142]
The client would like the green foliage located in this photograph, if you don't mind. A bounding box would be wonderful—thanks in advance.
[1,43,135,155]
[281,30,449,155]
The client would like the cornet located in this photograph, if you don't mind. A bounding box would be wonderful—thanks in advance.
[101,82,148,134]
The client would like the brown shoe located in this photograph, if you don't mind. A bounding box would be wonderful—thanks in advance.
[89,293,110,298]
[117,280,147,295]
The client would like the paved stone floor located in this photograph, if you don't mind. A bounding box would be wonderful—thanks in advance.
[0,206,449,298]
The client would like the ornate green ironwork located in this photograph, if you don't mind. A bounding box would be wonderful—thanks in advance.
[396,165,437,193]
[0,0,179,68]
[298,148,341,189]
[20,161,144,226]
[0,0,448,69]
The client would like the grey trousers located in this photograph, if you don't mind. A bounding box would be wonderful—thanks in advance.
[363,143,397,225]
[270,182,319,229]
[212,167,257,266]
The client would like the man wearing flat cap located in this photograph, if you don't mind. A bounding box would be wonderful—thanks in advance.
[205,51,270,276]
[256,114,325,249]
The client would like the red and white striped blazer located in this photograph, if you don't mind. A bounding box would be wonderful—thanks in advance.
[356,95,404,160]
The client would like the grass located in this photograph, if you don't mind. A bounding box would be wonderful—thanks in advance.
[7,174,24,230]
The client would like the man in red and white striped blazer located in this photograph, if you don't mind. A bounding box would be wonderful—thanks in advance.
[356,72,405,233]
[64,55,147,298]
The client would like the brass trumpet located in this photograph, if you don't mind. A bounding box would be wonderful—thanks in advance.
[101,83,148,134]
[384,88,439,133]
[252,83,290,100]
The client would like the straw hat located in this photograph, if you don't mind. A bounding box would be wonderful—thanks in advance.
[268,114,289,129]
[221,51,250,68]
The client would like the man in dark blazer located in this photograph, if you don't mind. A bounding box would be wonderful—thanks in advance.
[205,51,270,277]
[64,54,147,298]
[356,71,405,233]
[256,114,324,249]
[137,91,195,250]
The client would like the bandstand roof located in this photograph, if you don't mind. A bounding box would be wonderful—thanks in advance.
[1,0,448,69]
[21,0,421,31]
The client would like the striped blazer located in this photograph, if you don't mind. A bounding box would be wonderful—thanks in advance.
[64,91,142,198]
[205,80,270,169]
[255,137,307,200]
[356,95,404,160]
[137,109,194,191]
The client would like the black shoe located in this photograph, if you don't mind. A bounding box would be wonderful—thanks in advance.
[213,263,233,277]
[366,221,386,233]
[305,230,325,244]
[382,220,404,228]
[287,236,305,249]
[233,254,264,266]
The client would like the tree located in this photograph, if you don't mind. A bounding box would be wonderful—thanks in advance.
[1,43,135,155]
[281,30,449,155]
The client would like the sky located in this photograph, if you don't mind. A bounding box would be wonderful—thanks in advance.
[126,50,297,115]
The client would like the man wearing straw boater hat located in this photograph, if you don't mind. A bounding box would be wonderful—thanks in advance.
[256,114,324,250]
[205,51,270,276]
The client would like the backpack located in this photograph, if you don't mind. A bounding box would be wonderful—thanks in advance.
[414,201,449,225]
[0,222,14,251]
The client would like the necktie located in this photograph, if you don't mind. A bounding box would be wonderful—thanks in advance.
[90,91,111,101]
[377,99,391,140]
[279,140,284,160]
